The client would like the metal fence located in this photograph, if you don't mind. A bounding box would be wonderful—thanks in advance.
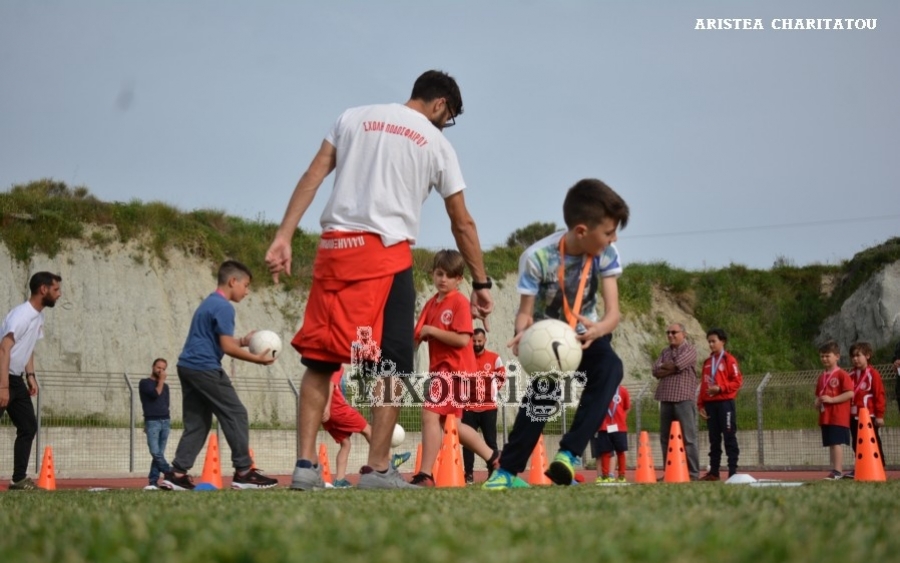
[1,364,897,478]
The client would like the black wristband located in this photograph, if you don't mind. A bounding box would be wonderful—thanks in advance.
[472,277,492,290]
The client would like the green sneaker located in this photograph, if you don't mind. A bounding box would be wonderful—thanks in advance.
[483,469,527,490]
[333,478,353,488]
[594,475,614,484]
[616,476,628,483]
[391,452,411,469]
[545,450,576,485]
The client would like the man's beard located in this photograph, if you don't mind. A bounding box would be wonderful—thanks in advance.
[42,295,58,308]
[473,345,484,354]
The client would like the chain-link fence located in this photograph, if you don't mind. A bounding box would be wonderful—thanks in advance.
[1,364,898,477]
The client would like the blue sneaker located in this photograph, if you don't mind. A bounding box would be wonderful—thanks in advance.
[333,478,352,488]
[545,450,577,485]
[391,452,411,469]
[483,469,531,490]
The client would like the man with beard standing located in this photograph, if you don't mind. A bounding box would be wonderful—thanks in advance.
[0,272,62,490]
[462,328,505,484]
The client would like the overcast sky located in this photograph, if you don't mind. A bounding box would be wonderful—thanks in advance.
[2,1,897,271]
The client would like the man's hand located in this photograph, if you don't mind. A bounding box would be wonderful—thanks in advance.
[27,375,38,397]
[0,388,8,408]
[470,288,493,332]
[265,237,293,284]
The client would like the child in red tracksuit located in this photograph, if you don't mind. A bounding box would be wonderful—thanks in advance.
[697,328,743,481]
[592,385,630,483]
[847,341,887,477]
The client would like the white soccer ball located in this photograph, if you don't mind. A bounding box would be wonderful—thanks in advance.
[248,330,283,359]
[391,424,405,448]
[517,319,583,375]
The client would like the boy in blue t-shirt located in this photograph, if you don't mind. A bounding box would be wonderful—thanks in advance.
[484,178,630,489]
[162,260,278,491]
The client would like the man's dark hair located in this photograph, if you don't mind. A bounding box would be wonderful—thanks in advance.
[562,179,630,230]
[411,70,464,117]
[217,260,252,285]
[152,358,167,370]
[474,328,486,337]
[29,272,62,295]
[706,328,728,343]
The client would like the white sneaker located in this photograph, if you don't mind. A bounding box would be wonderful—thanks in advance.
[143,484,159,491]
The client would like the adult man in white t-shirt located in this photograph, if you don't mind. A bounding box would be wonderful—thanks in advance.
[0,271,62,490]
[266,70,493,490]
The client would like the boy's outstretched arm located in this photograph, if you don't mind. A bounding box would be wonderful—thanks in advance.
[220,334,275,366]
[576,276,620,348]
[508,295,536,356]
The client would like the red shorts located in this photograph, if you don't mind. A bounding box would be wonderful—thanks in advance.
[424,404,464,418]
[292,231,412,366]
[424,372,464,418]
[323,401,369,443]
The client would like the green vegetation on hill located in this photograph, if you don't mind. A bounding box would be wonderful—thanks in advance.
[3,180,899,372]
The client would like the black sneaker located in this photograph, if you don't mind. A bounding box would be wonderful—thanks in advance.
[465,473,474,485]
[410,472,435,487]
[161,472,195,491]
[232,468,278,490]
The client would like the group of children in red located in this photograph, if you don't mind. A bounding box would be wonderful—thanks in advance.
[816,340,886,480]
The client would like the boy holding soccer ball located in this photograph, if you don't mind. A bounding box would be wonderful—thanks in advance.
[162,260,279,491]
[484,179,629,489]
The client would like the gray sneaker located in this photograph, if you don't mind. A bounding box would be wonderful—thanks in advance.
[290,464,325,490]
[357,465,419,490]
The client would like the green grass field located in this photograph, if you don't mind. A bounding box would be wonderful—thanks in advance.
[3,482,899,563]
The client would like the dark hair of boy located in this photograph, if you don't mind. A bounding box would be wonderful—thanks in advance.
[818,340,840,355]
[706,328,728,342]
[562,179,630,230]
[217,260,252,285]
[432,249,466,278]
[849,342,873,357]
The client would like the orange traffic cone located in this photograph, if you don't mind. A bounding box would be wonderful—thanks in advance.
[414,443,423,475]
[528,434,553,485]
[36,445,56,490]
[663,421,690,483]
[634,431,657,484]
[318,443,333,484]
[854,407,886,482]
[249,448,257,470]
[434,415,465,487]
[199,434,223,489]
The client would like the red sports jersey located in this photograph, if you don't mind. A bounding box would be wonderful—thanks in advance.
[598,386,630,432]
[817,368,853,427]
[416,290,477,374]
[849,366,886,419]
[698,351,743,409]
[465,348,506,412]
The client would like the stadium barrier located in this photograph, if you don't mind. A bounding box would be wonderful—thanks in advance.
[0,364,896,477]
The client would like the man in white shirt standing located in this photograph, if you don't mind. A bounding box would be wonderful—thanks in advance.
[0,271,62,490]
[265,70,493,489]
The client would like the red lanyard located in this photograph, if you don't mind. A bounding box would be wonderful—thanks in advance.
[557,236,593,329]
[818,368,839,395]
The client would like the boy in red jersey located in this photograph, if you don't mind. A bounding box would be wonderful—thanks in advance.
[815,340,853,480]
[697,328,743,481]
[593,385,630,483]
[845,341,887,478]
[410,250,499,486]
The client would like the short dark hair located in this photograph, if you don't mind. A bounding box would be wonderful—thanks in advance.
[818,340,840,355]
[29,272,62,295]
[849,342,873,357]
[562,179,630,230]
[432,249,466,278]
[474,328,486,337]
[152,358,167,369]
[706,328,728,343]
[410,70,464,117]
[217,260,252,285]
